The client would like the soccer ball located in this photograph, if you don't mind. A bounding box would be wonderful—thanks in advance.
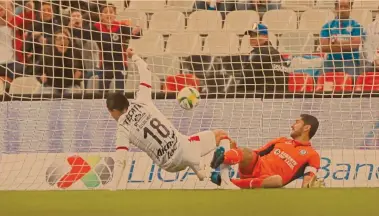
[177,87,200,110]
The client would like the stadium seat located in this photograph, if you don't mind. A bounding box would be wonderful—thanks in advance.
[149,11,185,34]
[163,73,200,92]
[353,0,379,9]
[165,33,202,56]
[116,10,148,30]
[223,11,260,34]
[203,32,240,56]
[288,72,314,92]
[186,10,223,34]
[0,80,4,95]
[146,55,181,79]
[128,32,165,56]
[314,0,335,9]
[290,57,324,70]
[278,31,316,54]
[166,0,195,12]
[262,9,298,34]
[86,75,100,94]
[316,72,353,92]
[351,9,373,28]
[281,0,314,11]
[354,72,379,92]
[299,9,334,34]
[128,0,166,12]
[9,77,41,94]
[240,33,278,54]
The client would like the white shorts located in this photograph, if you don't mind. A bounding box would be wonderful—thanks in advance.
[162,130,217,172]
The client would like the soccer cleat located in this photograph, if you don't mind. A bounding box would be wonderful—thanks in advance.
[210,146,225,169]
[210,171,221,186]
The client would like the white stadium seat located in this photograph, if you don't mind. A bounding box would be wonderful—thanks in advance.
[203,32,240,56]
[166,0,195,12]
[146,56,181,79]
[290,57,324,70]
[149,11,185,33]
[299,9,335,34]
[128,32,165,56]
[186,10,223,34]
[351,9,373,28]
[128,0,166,12]
[314,0,335,9]
[262,9,298,34]
[9,77,41,94]
[165,33,202,56]
[116,10,148,30]
[0,80,4,95]
[223,11,260,34]
[281,0,314,11]
[278,31,316,54]
[353,0,379,9]
[240,33,278,54]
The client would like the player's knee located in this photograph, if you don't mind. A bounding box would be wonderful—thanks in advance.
[239,148,256,171]
[262,175,283,188]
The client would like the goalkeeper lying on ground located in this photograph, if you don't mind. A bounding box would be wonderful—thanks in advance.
[211,114,324,189]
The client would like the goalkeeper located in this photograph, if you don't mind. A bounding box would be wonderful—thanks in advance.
[211,114,324,189]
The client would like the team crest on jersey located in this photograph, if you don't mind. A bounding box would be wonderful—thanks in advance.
[346,26,352,33]
[112,34,120,41]
[299,149,307,155]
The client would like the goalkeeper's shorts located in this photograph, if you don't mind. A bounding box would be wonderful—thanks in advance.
[238,152,273,180]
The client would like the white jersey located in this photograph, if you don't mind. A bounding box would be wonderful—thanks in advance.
[114,55,183,169]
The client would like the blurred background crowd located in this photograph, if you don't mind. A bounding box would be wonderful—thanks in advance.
[0,0,378,95]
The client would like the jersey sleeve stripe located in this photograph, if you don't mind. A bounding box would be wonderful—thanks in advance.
[140,82,152,88]
[116,146,129,151]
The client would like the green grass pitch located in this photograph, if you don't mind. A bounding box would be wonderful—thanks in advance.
[0,188,377,216]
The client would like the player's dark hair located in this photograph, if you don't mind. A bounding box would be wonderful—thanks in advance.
[335,0,354,8]
[106,92,129,112]
[100,3,116,13]
[300,114,319,139]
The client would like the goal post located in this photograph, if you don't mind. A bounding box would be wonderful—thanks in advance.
[1,0,379,190]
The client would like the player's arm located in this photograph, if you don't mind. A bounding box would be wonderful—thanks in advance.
[302,153,321,188]
[111,124,131,191]
[253,137,287,156]
[126,48,152,102]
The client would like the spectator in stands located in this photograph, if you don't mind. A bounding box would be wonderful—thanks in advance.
[24,1,63,66]
[236,0,281,12]
[71,3,141,93]
[0,1,24,81]
[193,0,234,19]
[239,23,288,92]
[36,28,83,94]
[320,0,363,78]
[8,0,34,63]
[363,7,379,71]
[67,9,100,84]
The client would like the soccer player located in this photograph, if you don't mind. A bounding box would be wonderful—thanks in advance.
[108,48,229,190]
[211,114,324,189]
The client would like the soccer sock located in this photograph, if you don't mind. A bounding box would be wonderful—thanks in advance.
[223,148,243,165]
[231,178,264,189]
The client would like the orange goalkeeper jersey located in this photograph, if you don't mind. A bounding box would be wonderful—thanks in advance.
[253,137,320,185]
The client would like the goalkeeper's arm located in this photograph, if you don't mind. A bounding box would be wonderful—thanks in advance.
[126,48,152,102]
[111,126,131,191]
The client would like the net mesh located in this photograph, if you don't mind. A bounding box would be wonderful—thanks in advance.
[0,0,379,190]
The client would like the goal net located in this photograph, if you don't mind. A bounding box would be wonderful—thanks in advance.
[1,0,379,190]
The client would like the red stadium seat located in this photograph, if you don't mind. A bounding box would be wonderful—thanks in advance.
[316,72,353,92]
[163,73,200,92]
[288,73,314,92]
[354,72,379,92]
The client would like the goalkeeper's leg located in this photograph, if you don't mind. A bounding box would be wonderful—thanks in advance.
[230,175,283,189]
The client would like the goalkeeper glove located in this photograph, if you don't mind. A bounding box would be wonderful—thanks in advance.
[306,176,326,188]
